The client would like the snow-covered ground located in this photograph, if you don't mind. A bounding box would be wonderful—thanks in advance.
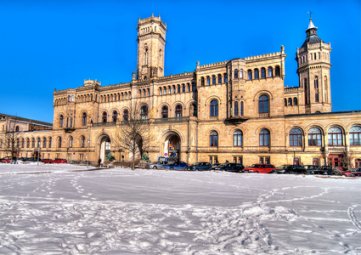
[0,164,361,255]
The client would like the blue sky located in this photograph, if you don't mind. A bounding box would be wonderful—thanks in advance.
[0,0,360,122]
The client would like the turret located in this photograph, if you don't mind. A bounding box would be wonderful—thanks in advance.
[296,18,332,113]
[137,15,167,80]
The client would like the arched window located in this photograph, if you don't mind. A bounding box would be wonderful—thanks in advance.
[259,128,270,147]
[43,137,47,148]
[164,87,167,94]
[177,84,181,93]
[224,73,228,83]
[201,77,205,86]
[234,69,239,79]
[212,75,216,85]
[80,136,85,148]
[182,84,186,92]
[37,137,41,148]
[350,125,361,146]
[247,69,252,80]
[218,74,222,84]
[206,76,210,86]
[294,97,298,106]
[275,66,281,77]
[141,105,148,120]
[267,66,273,78]
[254,68,259,79]
[172,85,176,94]
[123,109,129,122]
[15,126,19,132]
[112,110,118,123]
[26,138,30,148]
[49,137,52,148]
[240,101,244,116]
[289,128,303,147]
[288,98,293,106]
[233,130,243,147]
[234,101,239,116]
[210,131,218,147]
[102,112,107,123]
[328,126,343,146]
[82,112,87,126]
[21,138,25,148]
[175,104,183,118]
[261,67,266,79]
[191,102,197,117]
[210,99,219,117]
[308,127,322,146]
[284,98,287,106]
[324,76,328,102]
[161,106,168,119]
[59,115,64,128]
[239,69,243,79]
[314,76,319,102]
[187,83,190,92]
[259,94,270,114]
[68,136,73,148]
[159,87,162,95]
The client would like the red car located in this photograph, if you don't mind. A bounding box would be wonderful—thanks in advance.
[342,168,361,177]
[244,164,276,174]
[0,157,12,163]
[41,159,54,164]
[53,158,67,164]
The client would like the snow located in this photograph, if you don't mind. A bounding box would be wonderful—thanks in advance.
[0,164,361,254]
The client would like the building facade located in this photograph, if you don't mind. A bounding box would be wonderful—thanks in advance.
[1,16,361,168]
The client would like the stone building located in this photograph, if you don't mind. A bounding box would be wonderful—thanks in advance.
[1,16,360,168]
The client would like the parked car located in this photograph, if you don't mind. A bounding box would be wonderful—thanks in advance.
[219,163,244,172]
[188,162,212,171]
[53,158,67,164]
[148,162,168,169]
[277,165,306,174]
[42,159,54,164]
[0,157,11,163]
[341,168,361,177]
[168,162,189,171]
[244,164,276,174]
[304,165,333,175]
[332,166,349,176]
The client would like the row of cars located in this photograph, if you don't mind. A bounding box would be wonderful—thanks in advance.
[147,160,361,177]
[0,157,67,164]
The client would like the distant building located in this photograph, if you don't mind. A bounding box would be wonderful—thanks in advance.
[1,16,360,168]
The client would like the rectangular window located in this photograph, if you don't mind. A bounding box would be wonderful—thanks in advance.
[209,155,218,164]
[80,153,84,161]
[259,156,270,164]
[293,157,300,165]
[312,158,320,166]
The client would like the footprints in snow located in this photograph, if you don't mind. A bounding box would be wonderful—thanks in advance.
[70,176,95,200]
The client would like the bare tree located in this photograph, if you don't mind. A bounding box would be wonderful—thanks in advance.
[114,102,152,170]
[4,120,20,161]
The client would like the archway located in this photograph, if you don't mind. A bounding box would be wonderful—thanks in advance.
[99,135,111,164]
[163,133,181,163]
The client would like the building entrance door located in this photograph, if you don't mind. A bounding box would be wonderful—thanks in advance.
[164,133,181,163]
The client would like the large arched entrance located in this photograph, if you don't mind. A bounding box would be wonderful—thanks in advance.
[163,133,181,163]
[99,135,111,164]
